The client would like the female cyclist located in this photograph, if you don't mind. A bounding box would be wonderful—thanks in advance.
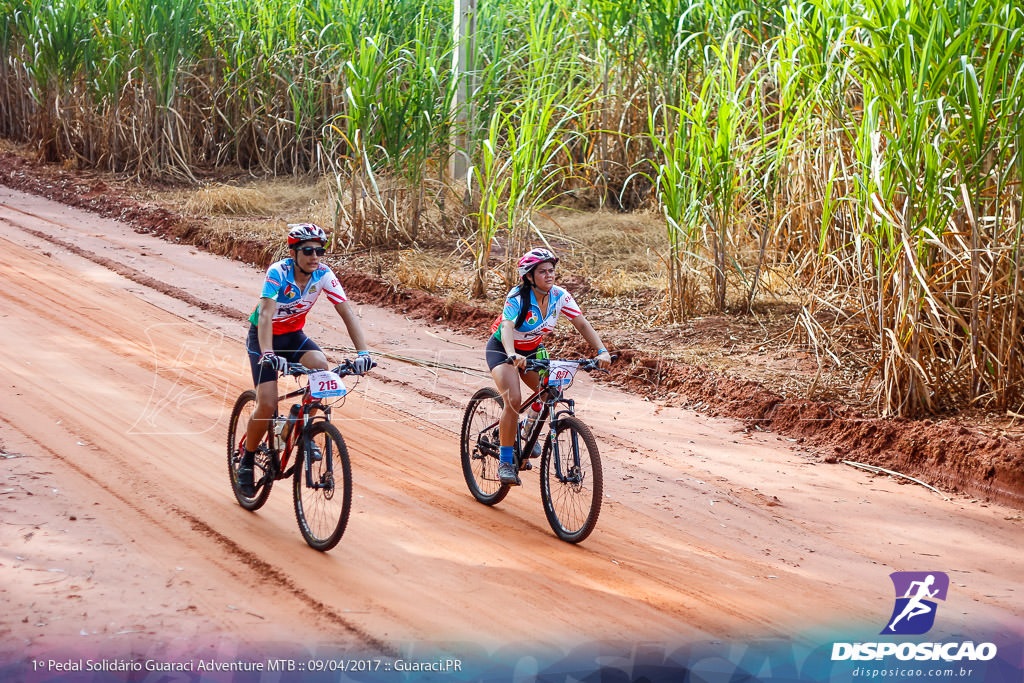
[486,247,612,485]
[237,223,373,497]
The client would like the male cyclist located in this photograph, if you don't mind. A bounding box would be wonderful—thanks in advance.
[237,223,372,497]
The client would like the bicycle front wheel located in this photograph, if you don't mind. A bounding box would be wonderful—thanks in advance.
[460,387,510,505]
[293,421,352,551]
[540,416,603,543]
[227,390,273,511]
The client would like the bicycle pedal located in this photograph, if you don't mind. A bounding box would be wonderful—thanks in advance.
[519,461,533,471]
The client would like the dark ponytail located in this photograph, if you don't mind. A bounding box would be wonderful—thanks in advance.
[514,276,532,329]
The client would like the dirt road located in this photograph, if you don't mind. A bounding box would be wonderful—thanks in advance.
[1,187,1021,675]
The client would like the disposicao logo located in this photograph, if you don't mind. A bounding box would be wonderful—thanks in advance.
[882,571,948,635]
[831,571,997,663]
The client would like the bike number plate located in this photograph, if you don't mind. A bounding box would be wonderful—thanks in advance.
[309,371,347,398]
[547,361,579,386]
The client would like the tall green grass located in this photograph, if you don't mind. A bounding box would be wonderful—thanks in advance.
[2,0,1023,415]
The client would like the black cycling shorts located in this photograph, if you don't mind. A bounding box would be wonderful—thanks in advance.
[484,335,547,371]
[246,324,323,386]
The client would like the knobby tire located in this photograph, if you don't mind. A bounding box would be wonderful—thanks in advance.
[460,387,510,505]
[293,421,352,551]
[540,416,603,543]
[227,390,273,511]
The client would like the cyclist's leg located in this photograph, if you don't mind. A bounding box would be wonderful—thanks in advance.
[518,347,546,457]
[486,337,524,484]
[490,364,522,448]
[293,331,329,371]
[246,381,277,450]
[485,336,523,448]
[245,325,278,451]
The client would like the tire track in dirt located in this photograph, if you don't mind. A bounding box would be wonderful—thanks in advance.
[8,213,730,644]
[170,509,394,656]
[5,209,488,429]
[2,209,248,322]
[4,182,1023,652]
[0,225,396,651]
[0,412,390,654]
[2,161,1024,508]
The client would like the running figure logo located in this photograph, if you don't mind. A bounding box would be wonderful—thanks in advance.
[881,571,949,635]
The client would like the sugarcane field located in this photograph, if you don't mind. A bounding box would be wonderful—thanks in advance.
[0,1,1022,682]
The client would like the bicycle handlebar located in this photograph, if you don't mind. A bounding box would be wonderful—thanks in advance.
[506,355,616,373]
[277,359,377,378]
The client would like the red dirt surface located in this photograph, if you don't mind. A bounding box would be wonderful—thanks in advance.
[2,168,1023,674]
[1,149,1021,509]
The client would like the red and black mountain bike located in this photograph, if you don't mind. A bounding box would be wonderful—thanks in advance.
[227,360,370,551]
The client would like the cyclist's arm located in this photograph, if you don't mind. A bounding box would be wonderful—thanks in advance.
[333,301,368,353]
[498,320,526,369]
[498,319,517,356]
[256,297,277,354]
[570,316,611,367]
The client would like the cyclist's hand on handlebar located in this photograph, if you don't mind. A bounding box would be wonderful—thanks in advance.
[258,351,288,375]
[507,353,527,370]
[596,350,612,370]
[350,352,374,375]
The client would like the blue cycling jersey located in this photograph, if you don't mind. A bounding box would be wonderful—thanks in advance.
[490,285,581,351]
[248,259,348,333]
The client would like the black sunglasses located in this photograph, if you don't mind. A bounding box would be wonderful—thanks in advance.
[297,246,326,256]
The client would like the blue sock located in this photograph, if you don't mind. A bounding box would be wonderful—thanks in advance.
[500,446,514,465]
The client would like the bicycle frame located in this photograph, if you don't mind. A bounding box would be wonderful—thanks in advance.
[528,380,589,483]
[484,359,594,481]
[265,380,334,485]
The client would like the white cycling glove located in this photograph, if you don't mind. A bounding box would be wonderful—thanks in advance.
[350,352,374,375]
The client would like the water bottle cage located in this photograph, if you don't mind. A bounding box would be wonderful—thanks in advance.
[520,413,539,438]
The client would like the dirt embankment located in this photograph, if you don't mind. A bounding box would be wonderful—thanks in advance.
[2,149,1021,509]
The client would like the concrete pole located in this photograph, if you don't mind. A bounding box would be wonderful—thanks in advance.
[450,0,476,184]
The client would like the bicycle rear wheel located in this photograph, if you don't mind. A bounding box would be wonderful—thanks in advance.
[540,416,603,543]
[460,387,510,505]
[293,421,352,551]
[227,390,273,510]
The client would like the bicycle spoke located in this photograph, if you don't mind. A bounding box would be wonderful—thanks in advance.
[227,390,274,510]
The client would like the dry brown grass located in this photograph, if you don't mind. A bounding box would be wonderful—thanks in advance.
[590,267,662,297]
[159,177,326,218]
[184,183,272,216]
[146,176,799,326]
[543,208,666,275]
[388,250,467,294]
[152,177,352,255]
[325,172,461,249]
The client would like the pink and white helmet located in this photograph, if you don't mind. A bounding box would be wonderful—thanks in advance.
[517,248,558,278]
[287,223,328,248]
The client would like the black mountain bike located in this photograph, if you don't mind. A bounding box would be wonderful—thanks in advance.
[460,357,607,543]
[227,359,370,551]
